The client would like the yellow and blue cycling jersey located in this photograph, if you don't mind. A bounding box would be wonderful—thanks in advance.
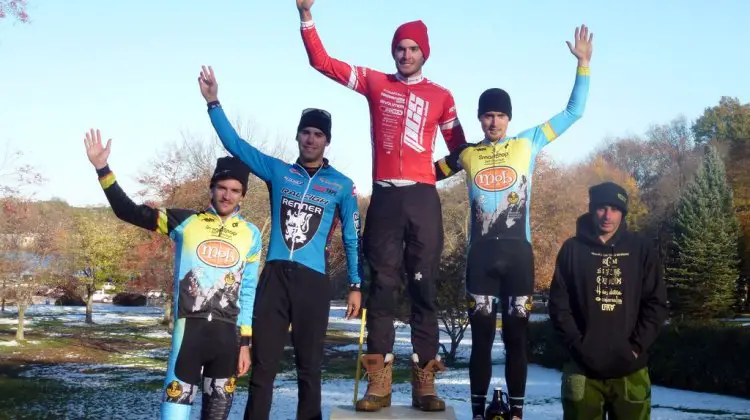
[435,66,590,244]
[97,167,261,337]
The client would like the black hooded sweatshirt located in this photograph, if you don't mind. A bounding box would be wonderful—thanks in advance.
[548,213,668,379]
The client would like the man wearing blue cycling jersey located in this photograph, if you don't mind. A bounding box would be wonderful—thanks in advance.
[435,25,593,420]
[198,65,363,420]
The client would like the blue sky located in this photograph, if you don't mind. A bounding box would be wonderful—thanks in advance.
[0,0,748,207]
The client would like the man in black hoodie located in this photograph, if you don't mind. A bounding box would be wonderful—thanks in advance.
[548,181,668,420]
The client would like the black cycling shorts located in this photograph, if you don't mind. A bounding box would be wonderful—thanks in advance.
[465,237,535,298]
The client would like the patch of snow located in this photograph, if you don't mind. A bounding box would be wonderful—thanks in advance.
[0,340,19,347]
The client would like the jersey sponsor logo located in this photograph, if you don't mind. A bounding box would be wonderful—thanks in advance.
[403,93,428,153]
[353,212,361,231]
[312,184,338,196]
[474,166,518,192]
[281,197,323,249]
[284,176,303,186]
[280,187,330,206]
[196,239,240,268]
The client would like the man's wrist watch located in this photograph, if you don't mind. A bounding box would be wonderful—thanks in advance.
[240,336,251,346]
[349,283,361,292]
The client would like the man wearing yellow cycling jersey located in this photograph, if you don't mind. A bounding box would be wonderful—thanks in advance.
[435,24,593,420]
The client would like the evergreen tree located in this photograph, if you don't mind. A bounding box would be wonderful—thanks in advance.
[666,144,741,318]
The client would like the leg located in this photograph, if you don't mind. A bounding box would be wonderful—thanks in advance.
[467,292,498,418]
[161,318,204,420]
[363,185,406,356]
[403,184,445,411]
[500,239,536,419]
[201,321,240,420]
[561,361,607,420]
[403,184,443,363]
[288,264,331,420]
[500,297,530,419]
[244,263,291,420]
[608,368,651,420]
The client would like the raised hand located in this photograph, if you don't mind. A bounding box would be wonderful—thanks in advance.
[198,65,218,103]
[566,24,593,66]
[296,0,314,12]
[84,128,111,170]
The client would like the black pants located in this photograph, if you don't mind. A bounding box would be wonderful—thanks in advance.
[466,238,534,418]
[244,260,331,420]
[162,317,239,420]
[363,183,443,363]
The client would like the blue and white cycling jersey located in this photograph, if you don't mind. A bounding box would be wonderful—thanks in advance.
[208,103,363,286]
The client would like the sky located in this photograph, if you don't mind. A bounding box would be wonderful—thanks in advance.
[0,0,748,207]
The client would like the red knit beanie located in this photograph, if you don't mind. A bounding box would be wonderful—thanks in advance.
[391,20,430,61]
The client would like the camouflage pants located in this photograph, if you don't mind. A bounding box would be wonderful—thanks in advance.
[561,361,651,420]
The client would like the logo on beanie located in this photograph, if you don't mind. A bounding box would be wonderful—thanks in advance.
[618,193,627,203]
[474,166,517,192]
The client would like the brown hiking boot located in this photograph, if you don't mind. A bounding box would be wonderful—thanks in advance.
[355,353,393,412]
[411,353,447,411]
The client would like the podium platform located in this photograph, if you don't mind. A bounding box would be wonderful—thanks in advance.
[329,405,456,420]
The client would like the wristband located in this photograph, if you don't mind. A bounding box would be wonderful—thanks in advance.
[207,100,221,110]
[240,336,251,346]
[349,283,361,292]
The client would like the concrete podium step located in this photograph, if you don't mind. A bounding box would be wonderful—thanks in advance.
[329,405,456,420]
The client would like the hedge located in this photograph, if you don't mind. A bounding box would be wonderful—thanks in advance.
[527,319,750,399]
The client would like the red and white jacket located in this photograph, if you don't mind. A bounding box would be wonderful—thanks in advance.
[301,20,467,186]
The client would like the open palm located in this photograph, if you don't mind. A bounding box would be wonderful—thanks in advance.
[198,65,218,102]
[567,24,593,63]
[84,128,111,170]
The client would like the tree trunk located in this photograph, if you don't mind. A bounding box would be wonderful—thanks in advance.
[15,303,25,342]
[85,286,94,324]
[1,277,6,312]
[162,293,173,334]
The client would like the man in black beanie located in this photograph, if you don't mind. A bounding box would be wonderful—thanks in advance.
[199,66,364,420]
[433,25,594,420]
[84,129,262,420]
[548,181,668,420]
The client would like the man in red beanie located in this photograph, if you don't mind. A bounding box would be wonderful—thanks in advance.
[296,0,467,413]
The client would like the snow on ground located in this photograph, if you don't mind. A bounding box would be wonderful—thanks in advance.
[0,303,163,326]
[4,303,750,419]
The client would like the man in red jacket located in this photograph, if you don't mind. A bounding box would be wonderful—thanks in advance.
[296,0,467,412]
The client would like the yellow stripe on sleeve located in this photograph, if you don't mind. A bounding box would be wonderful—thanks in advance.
[240,326,252,337]
[98,173,116,189]
[577,66,590,76]
[542,121,559,142]
[156,210,169,235]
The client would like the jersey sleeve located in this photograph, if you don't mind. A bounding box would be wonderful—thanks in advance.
[238,223,263,338]
[434,143,470,181]
[207,102,285,182]
[338,181,364,287]
[530,65,590,153]
[300,20,370,96]
[438,90,467,153]
[96,166,194,238]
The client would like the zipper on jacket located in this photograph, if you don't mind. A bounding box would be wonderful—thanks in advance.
[288,164,319,259]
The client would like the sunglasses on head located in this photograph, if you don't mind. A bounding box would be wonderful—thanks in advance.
[301,108,331,119]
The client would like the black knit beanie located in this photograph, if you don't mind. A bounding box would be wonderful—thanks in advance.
[297,108,332,142]
[588,182,629,215]
[210,156,250,195]
[477,88,512,119]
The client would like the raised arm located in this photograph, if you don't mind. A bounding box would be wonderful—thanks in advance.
[198,66,285,182]
[434,143,469,182]
[84,129,194,238]
[629,241,668,357]
[297,0,370,96]
[529,24,593,152]
[238,223,263,344]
